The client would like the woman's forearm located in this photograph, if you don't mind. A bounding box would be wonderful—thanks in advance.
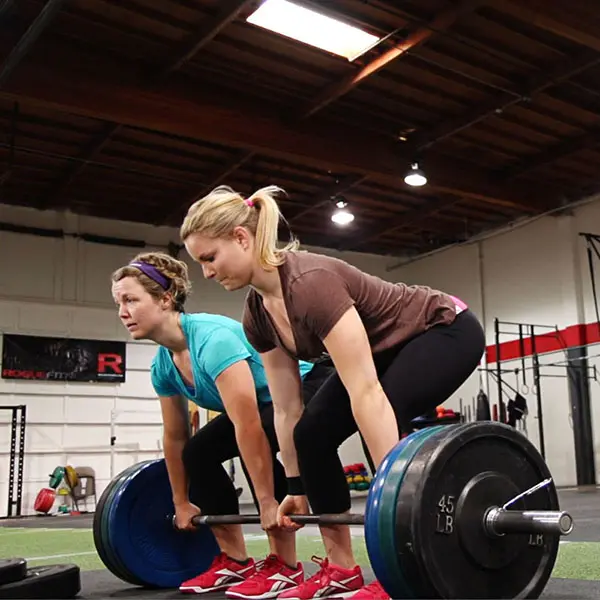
[274,402,304,478]
[234,422,275,504]
[351,383,399,468]
[163,435,190,505]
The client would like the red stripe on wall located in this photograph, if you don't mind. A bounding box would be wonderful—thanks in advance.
[486,321,600,364]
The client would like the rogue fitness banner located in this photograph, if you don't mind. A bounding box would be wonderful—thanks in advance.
[1,333,126,382]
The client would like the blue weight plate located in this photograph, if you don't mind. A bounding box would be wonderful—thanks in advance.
[93,462,150,585]
[108,459,221,588]
[364,432,418,596]
[101,462,153,586]
[376,425,452,598]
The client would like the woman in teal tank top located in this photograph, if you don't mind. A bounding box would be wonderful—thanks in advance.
[111,251,332,597]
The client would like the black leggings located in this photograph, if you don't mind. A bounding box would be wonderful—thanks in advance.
[182,362,333,515]
[293,309,486,515]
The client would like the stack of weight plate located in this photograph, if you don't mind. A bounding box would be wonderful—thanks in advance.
[0,558,80,599]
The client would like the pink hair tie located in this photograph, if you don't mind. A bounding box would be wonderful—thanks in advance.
[245,198,254,207]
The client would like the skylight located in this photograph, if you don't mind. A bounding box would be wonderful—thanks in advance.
[246,0,380,62]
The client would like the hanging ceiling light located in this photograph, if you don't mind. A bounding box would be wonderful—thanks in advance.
[404,162,427,187]
[331,197,354,225]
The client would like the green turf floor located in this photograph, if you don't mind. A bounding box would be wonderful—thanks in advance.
[1,527,599,581]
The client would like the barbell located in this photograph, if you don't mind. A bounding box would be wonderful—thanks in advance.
[92,421,573,598]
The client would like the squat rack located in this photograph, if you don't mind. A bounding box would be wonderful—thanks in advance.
[1,404,26,518]
[486,318,596,486]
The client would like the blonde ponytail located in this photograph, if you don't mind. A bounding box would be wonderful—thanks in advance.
[247,186,299,269]
[180,185,299,270]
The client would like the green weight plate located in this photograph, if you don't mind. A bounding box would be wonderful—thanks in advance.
[395,421,560,599]
[93,462,152,585]
[377,425,452,598]
[48,466,64,489]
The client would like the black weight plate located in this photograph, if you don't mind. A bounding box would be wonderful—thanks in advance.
[0,564,80,599]
[93,461,152,586]
[395,422,560,599]
[0,558,27,585]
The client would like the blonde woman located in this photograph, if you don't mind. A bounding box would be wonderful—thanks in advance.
[179,187,485,600]
[111,252,332,598]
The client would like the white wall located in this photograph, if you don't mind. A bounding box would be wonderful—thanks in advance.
[0,205,396,516]
[389,194,600,488]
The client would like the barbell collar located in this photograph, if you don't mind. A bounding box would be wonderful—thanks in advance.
[485,508,574,537]
[189,513,365,527]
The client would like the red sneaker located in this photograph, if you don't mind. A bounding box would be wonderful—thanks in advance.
[179,552,256,594]
[225,554,304,599]
[346,581,390,600]
[278,556,363,600]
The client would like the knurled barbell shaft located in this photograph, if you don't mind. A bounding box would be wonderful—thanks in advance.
[190,513,366,526]
[485,508,574,537]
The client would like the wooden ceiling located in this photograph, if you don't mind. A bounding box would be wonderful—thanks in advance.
[1,0,600,257]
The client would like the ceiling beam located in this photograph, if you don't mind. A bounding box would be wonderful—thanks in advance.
[160,149,256,224]
[410,47,600,152]
[301,0,488,119]
[500,128,600,180]
[42,122,121,210]
[499,1,600,53]
[38,1,250,211]
[158,0,254,78]
[340,195,462,252]
[0,37,559,212]
[289,175,368,225]
[0,0,16,23]
[0,0,66,89]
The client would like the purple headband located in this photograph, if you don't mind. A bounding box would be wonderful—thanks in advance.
[129,261,170,290]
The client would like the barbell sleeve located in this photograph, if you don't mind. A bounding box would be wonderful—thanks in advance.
[485,508,574,537]
[189,513,366,527]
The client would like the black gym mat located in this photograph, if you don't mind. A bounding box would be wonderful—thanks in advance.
[77,568,600,599]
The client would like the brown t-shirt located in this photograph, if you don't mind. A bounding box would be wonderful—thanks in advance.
[242,251,460,362]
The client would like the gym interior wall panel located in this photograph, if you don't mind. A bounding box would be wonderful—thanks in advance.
[70,306,125,340]
[117,367,157,399]
[63,394,114,424]
[16,304,73,336]
[0,303,19,330]
[112,398,162,424]
[125,340,158,368]
[62,424,112,451]
[390,244,483,316]
[80,241,140,306]
[0,231,60,301]
[486,351,576,487]
[482,217,575,338]
[0,380,118,399]
[584,346,600,484]
[111,425,162,449]
[574,200,600,327]
[534,351,576,487]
